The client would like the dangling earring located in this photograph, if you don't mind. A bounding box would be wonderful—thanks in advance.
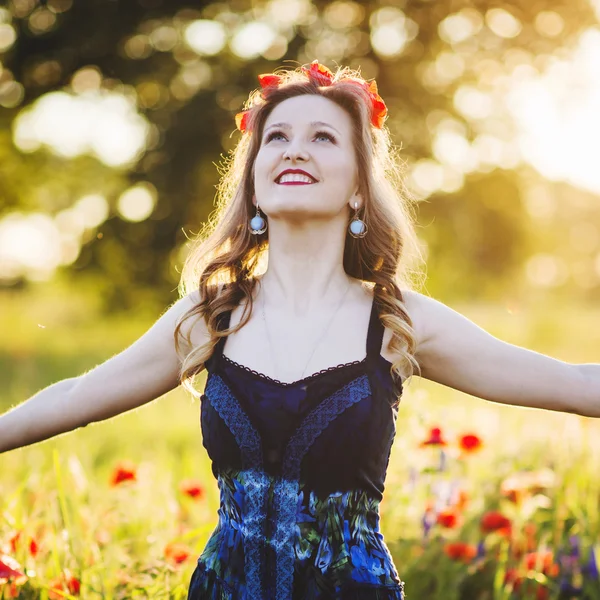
[249,200,267,235]
[348,200,367,238]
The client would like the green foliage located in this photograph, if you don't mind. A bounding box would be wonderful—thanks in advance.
[0,0,599,310]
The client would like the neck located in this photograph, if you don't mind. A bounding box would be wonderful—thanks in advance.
[257,221,354,317]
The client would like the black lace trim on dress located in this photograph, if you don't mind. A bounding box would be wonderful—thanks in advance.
[221,354,367,387]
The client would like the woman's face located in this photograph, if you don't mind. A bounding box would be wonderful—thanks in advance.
[253,94,360,220]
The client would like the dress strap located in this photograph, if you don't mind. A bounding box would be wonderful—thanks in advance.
[206,308,232,373]
[366,293,384,362]
[215,309,232,351]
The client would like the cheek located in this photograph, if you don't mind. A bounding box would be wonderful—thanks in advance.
[252,154,267,187]
[254,149,274,179]
[330,154,358,184]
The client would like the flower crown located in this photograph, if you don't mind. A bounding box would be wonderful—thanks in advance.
[235,60,388,133]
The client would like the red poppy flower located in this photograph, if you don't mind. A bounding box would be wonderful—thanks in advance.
[179,478,205,500]
[48,570,81,598]
[29,536,39,558]
[258,73,283,89]
[0,555,27,584]
[444,542,477,563]
[420,427,447,447]
[505,568,551,600]
[436,508,461,529]
[504,567,523,591]
[109,460,137,486]
[66,571,81,595]
[366,81,388,128]
[453,488,470,511]
[524,522,537,540]
[235,110,250,133]
[164,541,192,565]
[48,578,65,600]
[535,587,550,600]
[458,433,483,453]
[524,551,559,576]
[340,76,387,127]
[0,581,21,598]
[480,511,512,536]
[8,531,21,554]
[302,60,334,85]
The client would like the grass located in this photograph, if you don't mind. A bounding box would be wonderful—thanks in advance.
[1,289,599,598]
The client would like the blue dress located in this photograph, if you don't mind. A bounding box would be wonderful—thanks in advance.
[187,293,405,599]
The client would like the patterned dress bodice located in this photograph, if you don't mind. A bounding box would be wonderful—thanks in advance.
[187,293,405,600]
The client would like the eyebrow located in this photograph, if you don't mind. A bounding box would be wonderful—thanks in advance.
[264,121,341,135]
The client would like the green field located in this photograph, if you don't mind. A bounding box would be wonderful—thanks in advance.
[1,293,599,599]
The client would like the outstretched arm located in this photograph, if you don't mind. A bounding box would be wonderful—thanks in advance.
[408,291,599,417]
[0,290,208,454]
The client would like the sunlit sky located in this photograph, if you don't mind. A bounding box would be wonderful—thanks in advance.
[508,28,600,196]
[1,5,600,283]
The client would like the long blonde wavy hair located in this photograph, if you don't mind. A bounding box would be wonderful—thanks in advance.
[173,62,425,399]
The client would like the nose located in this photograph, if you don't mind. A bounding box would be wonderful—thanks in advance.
[282,139,309,162]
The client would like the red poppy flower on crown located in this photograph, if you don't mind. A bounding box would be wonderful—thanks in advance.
[234,60,388,133]
[302,59,335,85]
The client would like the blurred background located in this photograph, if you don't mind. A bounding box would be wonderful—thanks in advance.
[1,2,600,597]
[1,0,600,308]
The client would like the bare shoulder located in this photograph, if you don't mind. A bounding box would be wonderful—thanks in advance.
[380,289,432,368]
[174,288,211,355]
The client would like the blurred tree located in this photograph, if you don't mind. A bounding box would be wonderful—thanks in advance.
[417,169,532,301]
[0,0,596,310]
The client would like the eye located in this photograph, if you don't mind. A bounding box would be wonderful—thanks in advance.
[265,130,287,143]
[314,130,336,143]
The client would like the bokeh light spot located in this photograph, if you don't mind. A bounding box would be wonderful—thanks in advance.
[230,21,277,59]
[525,254,568,287]
[485,8,522,39]
[0,213,63,281]
[323,1,364,30]
[0,80,25,108]
[47,0,73,14]
[438,9,483,45]
[75,194,110,229]
[71,66,103,94]
[124,34,153,60]
[0,23,17,52]
[28,7,58,35]
[370,8,418,58]
[409,159,445,198]
[454,86,493,120]
[117,183,157,222]
[534,11,565,38]
[13,90,151,167]
[184,20,226,56]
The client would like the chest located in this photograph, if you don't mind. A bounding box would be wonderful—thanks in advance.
[222,299,390,383]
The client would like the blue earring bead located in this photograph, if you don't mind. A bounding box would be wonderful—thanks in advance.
[349,219,367,237]
[249,207,267,235]
[348,201,367,238]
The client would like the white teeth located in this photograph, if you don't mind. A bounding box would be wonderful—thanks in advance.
[277,173,315,184]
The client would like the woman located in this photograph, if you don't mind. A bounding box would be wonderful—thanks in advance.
[0,61,598,599]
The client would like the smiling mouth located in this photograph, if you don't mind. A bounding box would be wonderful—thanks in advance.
[278,181,316,185]
[275,173,317,185]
